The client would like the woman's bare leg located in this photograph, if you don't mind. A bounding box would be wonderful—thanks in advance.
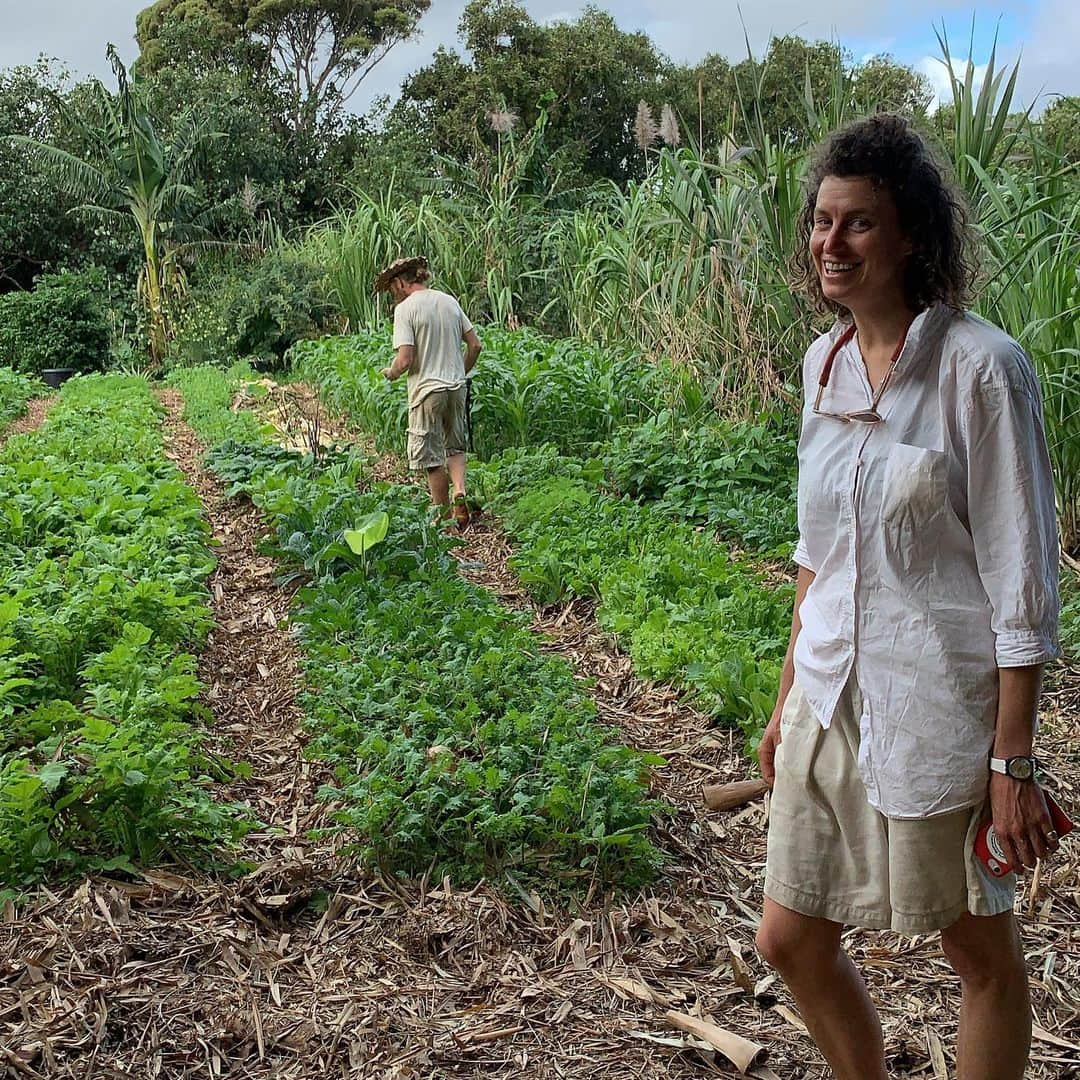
[941,911,1030,1080]
[757,898,888,1080]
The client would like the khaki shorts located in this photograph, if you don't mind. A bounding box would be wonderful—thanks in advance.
[764,680,1015,934]
[407,387,468,471]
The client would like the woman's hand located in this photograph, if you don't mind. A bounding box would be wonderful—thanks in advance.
[758,706,785,789]
[988,774,1059,871]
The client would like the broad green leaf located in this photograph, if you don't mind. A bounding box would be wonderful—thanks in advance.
[344,511,390,556]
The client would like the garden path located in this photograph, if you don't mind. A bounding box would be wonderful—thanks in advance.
[1,389,1076,1079]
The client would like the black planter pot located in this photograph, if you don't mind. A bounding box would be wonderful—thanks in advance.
[42,367,77,389]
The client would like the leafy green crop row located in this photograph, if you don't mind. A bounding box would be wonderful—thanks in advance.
[165,360,272,447]
[473,447,793,749]
[290,327,705,460]
[172,366,664,888]
[0,376,250,887]
[0,366,42,430]
[600,410,799,558]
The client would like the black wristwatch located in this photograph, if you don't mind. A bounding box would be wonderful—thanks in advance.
[989,755,1038,781]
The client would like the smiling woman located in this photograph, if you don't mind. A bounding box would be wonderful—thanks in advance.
[754,114,1061,1080]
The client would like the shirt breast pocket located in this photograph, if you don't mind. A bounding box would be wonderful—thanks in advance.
[879,444,947,566]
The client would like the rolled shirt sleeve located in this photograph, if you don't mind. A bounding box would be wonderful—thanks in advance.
[392,303,415,349]
[793,534,814,571]
[961,350,1060,667]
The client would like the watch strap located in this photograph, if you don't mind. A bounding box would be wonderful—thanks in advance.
[989,755,1037,780]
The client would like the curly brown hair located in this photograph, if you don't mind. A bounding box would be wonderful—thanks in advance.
[791,114,977,317]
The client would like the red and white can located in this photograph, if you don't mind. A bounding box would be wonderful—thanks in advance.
[974,791,1074,877]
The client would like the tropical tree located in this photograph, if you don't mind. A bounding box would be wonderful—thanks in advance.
[135,0,431,136]
[394,0,674,185]
[12,46,217,365]
[1041,95,1080,167]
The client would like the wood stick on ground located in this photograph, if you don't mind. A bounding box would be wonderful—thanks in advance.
[703,778,769,812]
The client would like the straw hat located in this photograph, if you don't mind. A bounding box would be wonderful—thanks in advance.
[373,255,429,293]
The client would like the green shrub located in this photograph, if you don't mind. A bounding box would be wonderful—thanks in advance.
[0,268,110,375]
[170,249,335,369]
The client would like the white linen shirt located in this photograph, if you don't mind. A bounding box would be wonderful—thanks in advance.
[793,304,1060,819]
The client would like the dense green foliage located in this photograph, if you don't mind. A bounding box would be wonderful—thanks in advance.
[0,269,111,375]
[169,250,335,369]
[290,327,702,459]
[391,3,930,187]
[0,376,249,886]
[0,367,42,429]
[601,412,798,557]
[11,49,222,367]
[173,366,663,887]
[0,61,136,291]
[472,449,793,748]
[136,0,431,137]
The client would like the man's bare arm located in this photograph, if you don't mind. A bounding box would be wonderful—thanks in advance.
[463,329,482,373]
[382,344,415,380]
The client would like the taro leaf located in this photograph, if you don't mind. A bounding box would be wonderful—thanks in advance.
[344,512,390,557]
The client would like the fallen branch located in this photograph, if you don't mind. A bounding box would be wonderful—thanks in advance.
[703,778,769,812]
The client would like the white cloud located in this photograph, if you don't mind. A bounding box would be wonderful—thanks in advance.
[1009,0,1080,110]
[916,55,989,106]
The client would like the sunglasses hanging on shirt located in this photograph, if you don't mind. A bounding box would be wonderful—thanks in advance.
[813,323,906,424]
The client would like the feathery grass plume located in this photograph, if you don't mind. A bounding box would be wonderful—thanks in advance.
[240,176,260,216]
[488,108,519,134]
[634,100,659,153]
[660,103,681,147]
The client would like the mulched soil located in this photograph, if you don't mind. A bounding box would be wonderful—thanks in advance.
[1,389,1077,1079]
[0,395,57,444]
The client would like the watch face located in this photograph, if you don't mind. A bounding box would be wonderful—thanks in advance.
[1008,757,1034,780]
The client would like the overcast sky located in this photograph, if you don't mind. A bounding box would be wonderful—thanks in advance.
[2,1,1077,115]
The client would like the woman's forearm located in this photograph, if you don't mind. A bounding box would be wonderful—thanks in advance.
[993,664,1044,758]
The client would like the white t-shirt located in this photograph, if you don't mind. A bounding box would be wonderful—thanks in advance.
[793,304,1059,819]
[392,288,473,409]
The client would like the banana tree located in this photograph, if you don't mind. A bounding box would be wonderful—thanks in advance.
[11,46,216,367]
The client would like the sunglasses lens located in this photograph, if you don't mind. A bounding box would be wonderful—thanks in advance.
[848,410,883,424]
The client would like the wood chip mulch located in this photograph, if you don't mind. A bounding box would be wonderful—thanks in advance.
[0,394,57,445]
[1,392,1077,1080]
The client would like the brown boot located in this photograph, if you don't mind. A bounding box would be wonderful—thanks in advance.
[452,494,470,530]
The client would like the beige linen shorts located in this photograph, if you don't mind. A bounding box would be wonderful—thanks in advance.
[764,680,1015,934]
[407,386,468,471]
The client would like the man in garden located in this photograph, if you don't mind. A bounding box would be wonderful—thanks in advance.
[376,256,482,529]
